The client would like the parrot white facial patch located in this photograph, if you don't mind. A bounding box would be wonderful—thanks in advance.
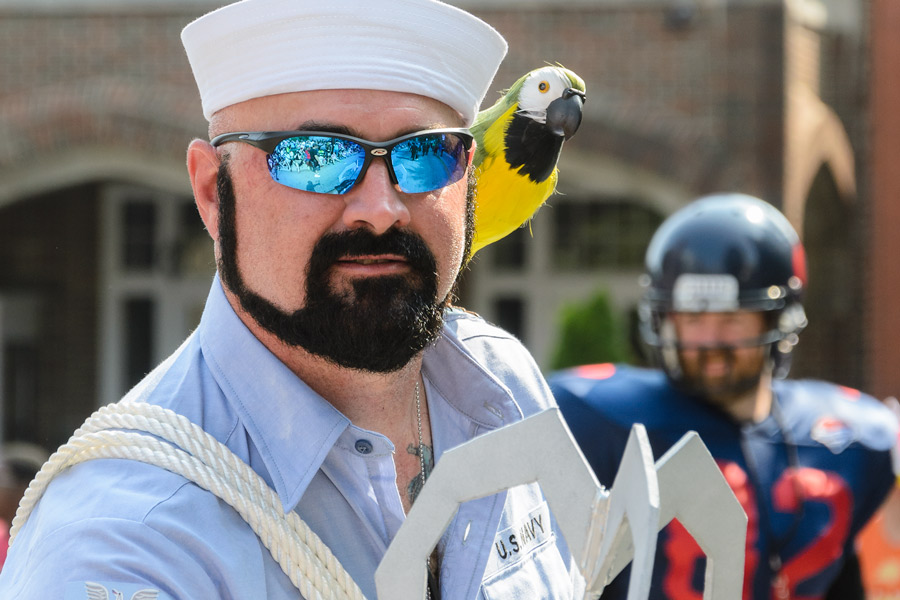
[672,274,740,312]
[516,66,573,122]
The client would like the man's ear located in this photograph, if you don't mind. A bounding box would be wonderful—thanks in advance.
[187,139,222,240]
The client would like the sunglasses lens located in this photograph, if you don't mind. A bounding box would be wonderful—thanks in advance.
[391,133,469,193]
[267,136,365,194]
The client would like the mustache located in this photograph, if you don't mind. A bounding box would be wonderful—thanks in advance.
[697,347,736,370]
[308,227,437,276]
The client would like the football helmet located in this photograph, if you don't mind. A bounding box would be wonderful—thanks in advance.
[639,193,808,385]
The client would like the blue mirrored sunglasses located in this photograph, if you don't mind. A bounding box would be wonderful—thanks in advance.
[210,128,474,195]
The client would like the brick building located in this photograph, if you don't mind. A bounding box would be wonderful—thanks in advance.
[0,0,892,449]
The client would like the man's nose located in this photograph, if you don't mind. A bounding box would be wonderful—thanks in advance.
[341,160,411,234]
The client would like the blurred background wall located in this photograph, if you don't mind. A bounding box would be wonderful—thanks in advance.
[0,0,896,450]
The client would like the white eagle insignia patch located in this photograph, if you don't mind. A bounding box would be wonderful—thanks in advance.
[84,581,160,600]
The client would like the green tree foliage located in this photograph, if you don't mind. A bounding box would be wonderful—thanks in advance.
[550,289,634,370]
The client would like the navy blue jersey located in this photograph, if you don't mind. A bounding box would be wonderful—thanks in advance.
[549,363,898,600]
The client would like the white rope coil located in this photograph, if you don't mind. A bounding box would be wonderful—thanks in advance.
[10,401,368,600]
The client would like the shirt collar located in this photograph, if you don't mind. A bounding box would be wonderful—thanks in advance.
[422,323,524,431]
[198,275,350,513]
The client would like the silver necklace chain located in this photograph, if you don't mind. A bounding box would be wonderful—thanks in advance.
[414,380,434,600]
[415,381,427,495]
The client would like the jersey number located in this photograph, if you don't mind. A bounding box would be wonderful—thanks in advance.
[662,461,850,599]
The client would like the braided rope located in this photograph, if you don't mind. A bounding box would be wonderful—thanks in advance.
[9,401,368,600]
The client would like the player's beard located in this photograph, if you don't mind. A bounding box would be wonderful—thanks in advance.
[676,344,768,409]
[214,162,474,373]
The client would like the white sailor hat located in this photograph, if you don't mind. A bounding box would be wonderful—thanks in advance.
[181,0,508,125]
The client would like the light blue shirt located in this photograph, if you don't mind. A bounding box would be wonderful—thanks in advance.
[0,276,584,599]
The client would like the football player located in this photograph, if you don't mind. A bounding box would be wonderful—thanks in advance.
[551,193,899,599]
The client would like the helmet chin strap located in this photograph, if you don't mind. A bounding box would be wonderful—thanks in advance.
[659,318,683,379]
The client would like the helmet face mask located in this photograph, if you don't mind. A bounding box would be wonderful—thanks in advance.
[655,308,775,404]
[639,194,808,398]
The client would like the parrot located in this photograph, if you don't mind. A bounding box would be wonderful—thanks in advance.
[469,65,586,257]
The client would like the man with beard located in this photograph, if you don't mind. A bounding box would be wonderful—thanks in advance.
[550,193,899,600]
[0,1,584,599]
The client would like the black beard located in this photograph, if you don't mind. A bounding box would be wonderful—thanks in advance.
[215,163,466,373]
[674,346,766,409]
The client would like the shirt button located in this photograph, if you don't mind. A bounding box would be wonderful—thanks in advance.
[355,439,373,454]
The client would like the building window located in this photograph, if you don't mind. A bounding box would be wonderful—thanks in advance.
[3,343,39,442]
[552,199,664,270]
[123,296,155,387]
[122,199,157,270]
[491,226,528,271]
[100,185,214,405]
[493,296,525,340]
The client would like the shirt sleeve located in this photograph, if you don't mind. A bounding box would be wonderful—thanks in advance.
[1,516,219,599]
[0,461,281,600]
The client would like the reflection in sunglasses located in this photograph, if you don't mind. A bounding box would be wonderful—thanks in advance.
[211,129,473,195]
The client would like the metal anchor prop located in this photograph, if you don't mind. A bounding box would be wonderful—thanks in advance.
[376,408,747,599]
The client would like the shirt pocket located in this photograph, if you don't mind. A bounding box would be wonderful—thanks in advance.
[481,535,574,600]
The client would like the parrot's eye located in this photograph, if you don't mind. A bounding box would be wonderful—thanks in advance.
[538,81,550,93]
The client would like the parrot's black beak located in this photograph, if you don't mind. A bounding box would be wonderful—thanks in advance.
[546,88,585,140]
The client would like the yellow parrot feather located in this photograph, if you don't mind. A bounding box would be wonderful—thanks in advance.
[469,65,586,258]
